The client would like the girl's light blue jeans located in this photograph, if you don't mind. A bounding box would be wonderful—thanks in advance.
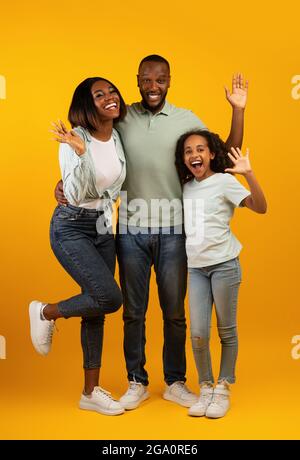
[188,257,241,385]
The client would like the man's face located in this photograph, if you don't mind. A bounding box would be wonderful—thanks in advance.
[137,61,170,113]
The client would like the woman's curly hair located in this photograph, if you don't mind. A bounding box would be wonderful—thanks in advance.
[175,129,234,185]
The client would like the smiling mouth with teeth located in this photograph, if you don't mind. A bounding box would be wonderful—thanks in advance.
[147,94,160,99]
[104,102,118,110]
[190,160,203,170]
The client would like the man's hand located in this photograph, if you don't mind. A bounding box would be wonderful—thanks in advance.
[55,179,68,205]
[225,74,248,110]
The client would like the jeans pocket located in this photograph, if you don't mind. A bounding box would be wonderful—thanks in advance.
[56,212,76,221]
[54,206,78,221]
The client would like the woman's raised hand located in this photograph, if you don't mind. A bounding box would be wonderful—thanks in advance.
[51,120,86,156]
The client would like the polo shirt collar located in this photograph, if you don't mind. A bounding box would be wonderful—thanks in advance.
[137,100,172,116]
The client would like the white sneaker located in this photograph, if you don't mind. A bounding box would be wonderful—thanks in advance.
[79,386,124,416]
[163,381,198,408]
[188,385,214,417]
[29,300,55,356]
[119,381,149,410]
[206,383,230,418]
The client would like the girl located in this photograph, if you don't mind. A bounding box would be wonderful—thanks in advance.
[29,77,127,416]
[175,130,267,418]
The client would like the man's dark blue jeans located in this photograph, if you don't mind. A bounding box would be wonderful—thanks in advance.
[116,224,187,386]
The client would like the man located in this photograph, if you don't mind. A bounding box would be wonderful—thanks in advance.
[55,55,248,410]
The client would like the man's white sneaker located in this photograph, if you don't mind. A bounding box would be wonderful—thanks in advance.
[29,300,55,356]
[163,381,198,408]
[119,381,149,410]
[205,383,230,418]
[188,385,214,417]
[79,386,124,416]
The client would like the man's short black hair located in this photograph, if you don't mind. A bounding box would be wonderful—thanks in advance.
[138,55,170,73]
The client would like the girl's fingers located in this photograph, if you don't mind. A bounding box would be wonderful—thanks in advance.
[230,147,239,159]
[225,168,235,173]
[227,152,236,162]
[236,147,242,156]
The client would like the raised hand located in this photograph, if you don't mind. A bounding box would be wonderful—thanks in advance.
[225,147,252,175]
[51,120,86,156]
[225,74,248,110]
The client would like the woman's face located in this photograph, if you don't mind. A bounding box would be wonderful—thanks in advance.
[91,80,120,121]
[183,135,215,181]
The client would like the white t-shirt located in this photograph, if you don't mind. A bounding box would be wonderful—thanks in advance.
[183,173,251,268]
[80,136,122,210]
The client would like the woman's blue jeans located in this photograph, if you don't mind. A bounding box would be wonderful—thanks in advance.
[188,257,241,385]
[50,205,123,369]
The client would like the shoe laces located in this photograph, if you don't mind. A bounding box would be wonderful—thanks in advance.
[199,391,212,403]
[41,320,56,344]
[94,386,114,401]
[173,381,192,395]
[127,381,142,394]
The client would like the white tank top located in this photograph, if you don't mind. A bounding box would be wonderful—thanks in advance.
[80,135,122,210]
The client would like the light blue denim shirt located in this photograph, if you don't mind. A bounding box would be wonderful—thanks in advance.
[59,126,126,227]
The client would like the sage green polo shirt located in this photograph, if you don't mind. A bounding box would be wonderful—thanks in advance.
[116,101,206,227]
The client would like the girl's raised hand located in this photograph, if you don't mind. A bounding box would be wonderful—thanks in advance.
[225,147,252,176]
[225,74,248,110]
[51,120,86,156]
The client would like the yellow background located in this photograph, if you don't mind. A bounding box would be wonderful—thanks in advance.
[0,0,300,440]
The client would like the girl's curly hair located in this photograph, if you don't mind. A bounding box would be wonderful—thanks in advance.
[175,129,234,185]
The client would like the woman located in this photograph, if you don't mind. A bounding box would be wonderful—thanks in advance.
[29,77,127,416]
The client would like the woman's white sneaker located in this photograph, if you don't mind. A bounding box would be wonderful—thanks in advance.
[29,300,55,356]
[188,385,214,417]
[205,383,230,418]
[119,382,149,410]
[79,387,124,416]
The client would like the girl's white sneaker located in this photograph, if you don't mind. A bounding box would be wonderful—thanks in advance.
[205,383,230,418]
[188,385,214,417]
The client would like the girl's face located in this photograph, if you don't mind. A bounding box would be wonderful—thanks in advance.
[183,135,215,181]
[91,80,120,121]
